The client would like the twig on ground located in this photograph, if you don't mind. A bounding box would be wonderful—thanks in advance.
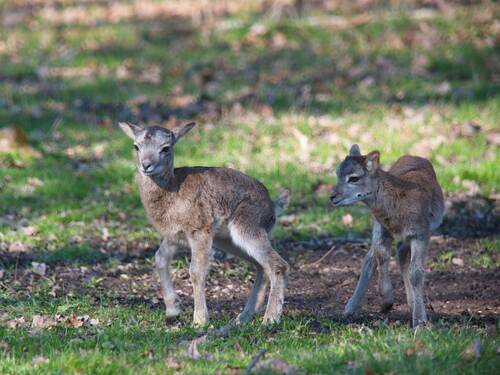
[14,253,19,283]
[303,245,336,268]
[275,236,368,251]
[175,319,240,346]
[243,349,266,375]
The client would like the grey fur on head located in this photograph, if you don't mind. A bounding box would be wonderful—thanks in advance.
[349,144,361,156]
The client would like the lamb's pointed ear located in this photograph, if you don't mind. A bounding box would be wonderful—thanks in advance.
[349,144,361,156]
[172,122,196,143]
[119,122,142,140]
[365,151,380,172]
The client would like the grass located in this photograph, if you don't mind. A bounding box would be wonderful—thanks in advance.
[0,0,499,373]
[1,291,499,374]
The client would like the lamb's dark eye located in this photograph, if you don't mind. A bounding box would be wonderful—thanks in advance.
[133,144,139,151]
[348,176,360,183]
[160,146,170,154]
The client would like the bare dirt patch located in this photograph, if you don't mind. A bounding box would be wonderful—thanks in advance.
[2,234,498,327]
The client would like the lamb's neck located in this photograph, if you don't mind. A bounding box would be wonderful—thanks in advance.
[364,170,403,223]
[138,170,179,198]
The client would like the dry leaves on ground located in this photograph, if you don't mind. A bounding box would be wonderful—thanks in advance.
[404,339,433,358]
[31,262,47,276]
[184,337,211,361]
[31,356,49,366]
[31,315,57,331]
[462,338,484,359]
[253,358,303,374]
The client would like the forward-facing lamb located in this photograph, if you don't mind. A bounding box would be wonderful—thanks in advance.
[330,145,445,327]
[119,122,290,327]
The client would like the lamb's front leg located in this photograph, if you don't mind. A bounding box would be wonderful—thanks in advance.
[344,248,376,321]
[344,221,391,321]
[187,231,213,326]
[155,239,180,318]
[409,236,429,327]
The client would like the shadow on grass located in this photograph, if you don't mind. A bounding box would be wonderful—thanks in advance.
[1,2,498,137]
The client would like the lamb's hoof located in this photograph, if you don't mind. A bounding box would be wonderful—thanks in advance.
[343,309,362,324]
[411,319,429,330]
[262,314,281,326]
[192,315,210,328]
[165,306,181,319]
[380,302,394,313]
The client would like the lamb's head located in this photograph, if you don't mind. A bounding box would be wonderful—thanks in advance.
[330,144,380,207]
[119,122,195,178]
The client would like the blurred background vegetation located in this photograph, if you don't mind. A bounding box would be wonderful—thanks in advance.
[0,0,498,253]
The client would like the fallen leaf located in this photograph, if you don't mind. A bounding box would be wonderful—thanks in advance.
[342,214,353,226]
[8,241,28,253]
[165,355,181,369]
[404,339,432,357]
[254,358,302,374]
[102,227,109,241]
[452,257,464,266]
[460,121,482,137]
[6,317,26,329]
[0,127,41,157]
[410,135,446,158]
[462,180,480,196]
[69,314,84,328]
[21,226,37,236]
[27,177,44,187]
[32,262,47,276]
[462,338,483,359]
[279,214,297,226]
[89,318,100,326]
[233,342,245,356]
[486,130,500,146]
[92,142,108,159]
[185,338,201,360]
[184,336,210,361]
[31,315,57,330]
[32,356,49,365]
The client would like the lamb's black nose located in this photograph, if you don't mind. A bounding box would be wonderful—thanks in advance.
[142,162,153,172]
[330,192,337,202]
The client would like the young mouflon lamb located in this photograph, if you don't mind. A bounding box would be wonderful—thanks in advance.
[119,122,290,327]
[330,145,444,327]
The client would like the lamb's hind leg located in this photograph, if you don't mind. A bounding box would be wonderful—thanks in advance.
[397,240,413,308]
[409,236,429,327]
[213,238,269,324]
[229,224,289,324]
[155,239,181,318]
[375,228,394,313]
[187,230,213,326]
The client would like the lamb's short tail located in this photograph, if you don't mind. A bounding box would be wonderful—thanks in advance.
[274,190,291,217]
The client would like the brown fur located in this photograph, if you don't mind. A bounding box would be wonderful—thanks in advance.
[370,155,444,237]
[119,122,289,328]
[138,167,276,239]
[331,145,444,327]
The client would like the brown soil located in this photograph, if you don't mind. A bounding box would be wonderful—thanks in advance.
[3,236,498,327]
